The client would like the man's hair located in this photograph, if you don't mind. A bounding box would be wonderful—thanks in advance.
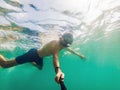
[61,32,73,45]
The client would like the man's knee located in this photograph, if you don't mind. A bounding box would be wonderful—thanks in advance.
[2,60,18,68]
[0,55,17,68]
[1,61,8,68]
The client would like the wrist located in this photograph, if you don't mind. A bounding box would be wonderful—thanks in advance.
[55,67,60,73]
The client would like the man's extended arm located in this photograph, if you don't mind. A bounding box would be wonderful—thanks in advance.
[53,53,64,83]
[66,47,86,59]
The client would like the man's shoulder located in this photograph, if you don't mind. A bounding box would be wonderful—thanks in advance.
[49,40,59,44]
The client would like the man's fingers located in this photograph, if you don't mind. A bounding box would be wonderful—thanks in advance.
[55,75,60,83]
[55,73,65,83]
[60,73,65,81]
[61,73,64,78]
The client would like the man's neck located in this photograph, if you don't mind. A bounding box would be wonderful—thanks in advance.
[59,40,64,50]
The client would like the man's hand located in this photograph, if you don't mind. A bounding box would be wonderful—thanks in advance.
[79,54,86,60]
[55,71,64,83]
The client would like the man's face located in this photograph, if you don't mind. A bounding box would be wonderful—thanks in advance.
[60,38,71,47]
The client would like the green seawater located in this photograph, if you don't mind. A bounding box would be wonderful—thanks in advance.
[0,30,120,90]
[0,0,120,90]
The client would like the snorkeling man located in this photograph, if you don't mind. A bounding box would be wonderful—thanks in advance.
[0,32,86,83]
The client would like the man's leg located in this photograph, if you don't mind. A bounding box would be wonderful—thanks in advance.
[0,55,18,68]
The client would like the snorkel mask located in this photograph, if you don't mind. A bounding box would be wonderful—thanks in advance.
[60,32,73,47]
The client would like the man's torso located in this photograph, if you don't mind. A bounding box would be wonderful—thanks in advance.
[37,40,63,57]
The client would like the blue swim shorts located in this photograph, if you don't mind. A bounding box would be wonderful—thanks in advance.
[16,48,43,68]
